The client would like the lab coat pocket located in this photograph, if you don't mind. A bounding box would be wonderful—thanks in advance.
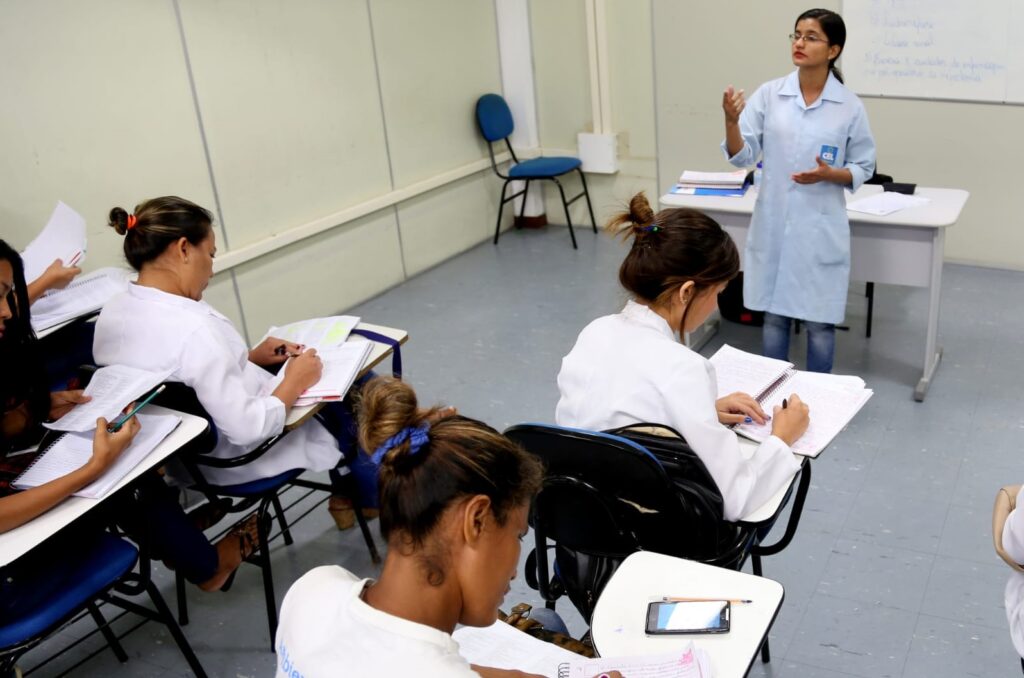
[811,213,849,266]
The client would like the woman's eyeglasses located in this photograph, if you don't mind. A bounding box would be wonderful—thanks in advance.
[789,33,826,45]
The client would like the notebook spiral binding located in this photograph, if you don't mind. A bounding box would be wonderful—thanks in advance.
[755,369,796,405]
[557,663,571,678]
[12,432,68,485]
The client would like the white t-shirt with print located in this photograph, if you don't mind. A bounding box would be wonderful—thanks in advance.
[275,566,479,678]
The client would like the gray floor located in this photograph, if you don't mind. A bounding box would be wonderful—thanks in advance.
[22,224,1024,677]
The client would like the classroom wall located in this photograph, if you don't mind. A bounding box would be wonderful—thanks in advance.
[651,0,1024,270]
[529,0,658,229]
[0,0,506,341]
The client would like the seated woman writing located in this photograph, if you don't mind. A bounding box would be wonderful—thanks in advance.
[276,377,622,678]
[0,239,257,605]
[93,197,374,528]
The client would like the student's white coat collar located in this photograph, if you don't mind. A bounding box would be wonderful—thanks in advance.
[621,299,676,341]
[128,282,230,323]
[346,578,461,654]
[779,70,846,107]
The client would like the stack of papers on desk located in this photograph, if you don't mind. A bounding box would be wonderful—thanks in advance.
[454,621,713,677]
[286,342,372,406]
[710,344,872,458]
[846,192,930,216]
[31,267,133,333]
[15,413,181,499]
[673,169,748,197]
[264,315,360,352]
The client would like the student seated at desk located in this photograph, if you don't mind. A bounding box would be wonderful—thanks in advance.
[555,193,809,522]
[0,240,260,594]
[93,197,375,528]
[276,378,621,678]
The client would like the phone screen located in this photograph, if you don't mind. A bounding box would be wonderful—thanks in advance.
[645,601,730,634]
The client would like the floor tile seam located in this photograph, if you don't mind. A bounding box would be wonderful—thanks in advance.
[912,610,1011,633]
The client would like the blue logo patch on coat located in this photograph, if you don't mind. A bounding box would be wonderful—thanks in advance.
[819,145,839,166]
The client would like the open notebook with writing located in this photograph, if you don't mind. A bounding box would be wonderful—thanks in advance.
[14,413,181,499]
[709,344,873,458]
[453,621,713,677]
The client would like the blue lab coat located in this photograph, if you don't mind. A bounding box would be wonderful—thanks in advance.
[722,70,876,324]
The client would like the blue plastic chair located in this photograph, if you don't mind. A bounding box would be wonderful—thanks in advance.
[475,93,597,249]
[0,531,206,677]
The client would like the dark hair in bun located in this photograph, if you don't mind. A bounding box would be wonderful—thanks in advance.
[357,376,543,584]
[605,192,739,336]
[108,196,213,271]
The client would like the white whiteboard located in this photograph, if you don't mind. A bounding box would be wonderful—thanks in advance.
[843,0,1024,104]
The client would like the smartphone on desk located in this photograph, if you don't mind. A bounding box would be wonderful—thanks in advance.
[645,600,731,635]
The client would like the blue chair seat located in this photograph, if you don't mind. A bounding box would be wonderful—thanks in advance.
[509,156,582,179]
[211,468,304,498]
[0,533,138,648]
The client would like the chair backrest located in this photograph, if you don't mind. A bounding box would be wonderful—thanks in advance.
[506,423,747,620]
[475,93,514,142]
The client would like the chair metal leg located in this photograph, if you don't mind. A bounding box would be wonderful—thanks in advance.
[175,569,189,626]
[866,282,875,338]
[494,180,510,245]
[577,169,598,233]
[87,603,129,663]
[335,468,381,564]
[257,503,279,651]
[146,581,208,678]
[518,180,530,223]
[551,177,578,250]
[271,494,293,547]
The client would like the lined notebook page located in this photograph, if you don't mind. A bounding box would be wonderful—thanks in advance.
[565,645,712,677]
[453,621,578,677]
[735,371,873,458]
[709,344,793,399]
[30,267,131,333]
[16,413,181,498]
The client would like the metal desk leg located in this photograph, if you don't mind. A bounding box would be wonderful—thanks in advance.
[915,229,945,402]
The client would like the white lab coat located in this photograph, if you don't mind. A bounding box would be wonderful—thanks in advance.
[1004,486,1024,657]
[275,566,478,678]
[722,70,876,324]
[93,284,342,486]
[556,300,802,522]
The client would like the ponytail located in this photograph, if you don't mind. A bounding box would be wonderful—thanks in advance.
[606,192,739,338]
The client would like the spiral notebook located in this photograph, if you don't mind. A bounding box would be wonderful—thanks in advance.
[14,413,181,498]
[30,267,132,333]
[709,344,873,458]
[453,621,712,677]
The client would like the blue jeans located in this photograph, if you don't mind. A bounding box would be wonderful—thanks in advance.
[762,312,836,373]
[526,606,571,636]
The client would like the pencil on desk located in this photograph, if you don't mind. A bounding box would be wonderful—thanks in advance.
[662,596,753,604]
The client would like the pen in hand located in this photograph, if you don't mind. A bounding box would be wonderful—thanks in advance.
[782,398,789,409]
[274,344,303,358]
[108,384,166,432]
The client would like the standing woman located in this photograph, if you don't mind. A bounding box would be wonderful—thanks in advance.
[722,8,876,373]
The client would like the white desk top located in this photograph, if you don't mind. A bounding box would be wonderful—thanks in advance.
[0,405,208,567]
[661,185,969,229]
[284,322,409,429]
[591,551,784,678]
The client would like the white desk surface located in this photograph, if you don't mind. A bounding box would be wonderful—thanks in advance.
[661,185,969,229]
[591,551,784,678]
[284,322,409,429]
[0,405,208,567]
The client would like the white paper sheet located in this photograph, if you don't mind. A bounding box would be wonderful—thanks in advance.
[30,267,132,333]
[453,621,579,678]
[262,315,360,352]
[21,201,88,284]
[846,192,930,216]
[45,364,172,432]
[566,646,713,678]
